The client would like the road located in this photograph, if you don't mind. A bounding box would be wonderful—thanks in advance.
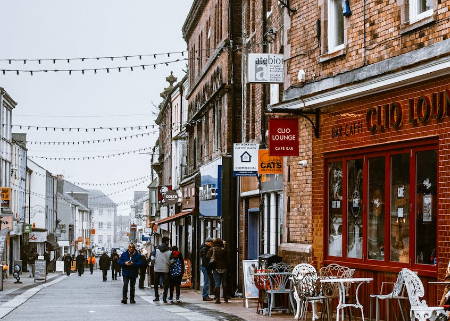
[1,271,243,321]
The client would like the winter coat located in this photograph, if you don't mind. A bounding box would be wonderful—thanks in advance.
[76,254,85,269]
[28,252,38,264]
[206,245,228,270]
[139,256,148,275]
[199,243,211,268]
[88,256,96,265]
[111,253,120,271]
[99,254,111,270]
[63,255,72,272]
[118,250,143,278]
[152,244,172,273]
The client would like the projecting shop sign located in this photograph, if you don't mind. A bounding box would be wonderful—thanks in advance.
[248,54,284,83]
[269,118,299,156]
[233,143,259,176]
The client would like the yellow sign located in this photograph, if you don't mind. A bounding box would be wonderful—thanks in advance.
[0,187,11,208]
[258,150,283,175]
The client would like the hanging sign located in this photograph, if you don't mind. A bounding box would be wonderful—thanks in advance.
[247,54,284,83]
[0,187,11,208]
[258,149,283,175]
[163,190,179,205]
[29,231,48,243]
[269,118,299,156]
[233,143,259,176]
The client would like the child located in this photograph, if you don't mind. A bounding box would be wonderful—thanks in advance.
[168,246,185,303]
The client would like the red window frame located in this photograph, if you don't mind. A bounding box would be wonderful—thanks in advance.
[324,138,438,277]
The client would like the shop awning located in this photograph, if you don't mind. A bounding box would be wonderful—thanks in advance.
[46,233,59,250]
[151,210,193,226]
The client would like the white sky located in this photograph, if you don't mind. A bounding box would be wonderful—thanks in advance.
[0,1,193,215]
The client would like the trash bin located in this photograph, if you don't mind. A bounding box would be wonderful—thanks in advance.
[258,254,282,269]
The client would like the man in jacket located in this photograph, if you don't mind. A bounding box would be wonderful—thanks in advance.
[99,252,111,282]
[76,252,85,276]
[151,237,172,303]
[119,243,143,304]
[207,239,229,304]
[63,253,72,276]
[111,250,120,280]
[199,238,214,301]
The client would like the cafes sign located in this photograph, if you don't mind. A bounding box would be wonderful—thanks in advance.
[269,118,299,156]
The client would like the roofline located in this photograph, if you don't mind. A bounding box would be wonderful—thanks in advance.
[182,0,206,41]
[0,87,18,108]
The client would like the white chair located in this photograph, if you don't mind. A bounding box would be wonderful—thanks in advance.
[402,268,447,321]
[291,263,330,320]
[369,270,408,321]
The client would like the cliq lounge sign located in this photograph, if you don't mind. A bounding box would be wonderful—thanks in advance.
[366,89,450,134]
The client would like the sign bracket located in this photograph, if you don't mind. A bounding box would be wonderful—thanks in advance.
[267,108,320,138]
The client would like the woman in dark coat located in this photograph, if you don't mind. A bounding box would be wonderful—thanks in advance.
[76,252,85,276]
[111,250,120,280]
[63,254,72,276]
[207,239,228,304]
[99,252,111,282]
[168,246,185,303]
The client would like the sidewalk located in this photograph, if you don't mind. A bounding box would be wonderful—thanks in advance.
[0,272,61,297]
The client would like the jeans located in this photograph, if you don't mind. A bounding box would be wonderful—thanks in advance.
[102,269,108,281]
[28,264,35,277]
[213,269,228,298]
[154,272,169,299]
[122,276,137,300]
[201,266,211,298]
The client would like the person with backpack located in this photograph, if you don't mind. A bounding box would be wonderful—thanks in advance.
[168,246,185,303]
[151,237,172,303]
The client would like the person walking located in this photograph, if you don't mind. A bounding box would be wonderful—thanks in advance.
[207,238,229,304]
[168,246,185,303]
[99,252,111,282]
[76,252,85,276]
[151,237,172,303]
[63,253,72,276]
[44,251,50,275]
[138,249,148,289]
[27,248,38,278]
[119,244,143,304]
[111,249,120,280]
[88,255,96,274]
[199,238,214,301]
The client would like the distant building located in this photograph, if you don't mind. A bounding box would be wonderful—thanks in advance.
[88,190,117,251]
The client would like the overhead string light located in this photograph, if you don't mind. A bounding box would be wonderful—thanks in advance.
[0,50,187,64]
[0,58,187,76]
[71,174,153,187]
[27,146,158,161]
[9,124,158,132]
[20,131,156,146]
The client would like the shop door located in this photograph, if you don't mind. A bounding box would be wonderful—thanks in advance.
[247,208,260,260]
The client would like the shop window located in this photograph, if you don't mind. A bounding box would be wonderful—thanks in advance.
[326,140,437,272]
[328,161,343,257]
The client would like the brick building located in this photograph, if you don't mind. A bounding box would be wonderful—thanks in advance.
[270,0,450,314]
[182,0,242,290]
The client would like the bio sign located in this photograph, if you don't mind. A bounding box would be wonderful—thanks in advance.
[248,53,284,83]
[269,118,299,156]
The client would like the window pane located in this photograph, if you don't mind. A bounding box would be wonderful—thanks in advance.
[419,0,431,13]
[416,150,437,265]
[368,157,385,260]
[328,162,343,256]
[328,0,344,49]
[347,159,363,258]
[390,153,410,263]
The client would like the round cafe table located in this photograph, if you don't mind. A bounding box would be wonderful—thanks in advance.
[320,277,373,321]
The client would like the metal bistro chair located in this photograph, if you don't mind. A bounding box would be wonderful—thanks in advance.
[369,270,408,321]
[402,268,447,321]
[291,263,330,321]
[266,263,294,316]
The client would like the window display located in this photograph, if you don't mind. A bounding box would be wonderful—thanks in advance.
[328,161,343,257]
[347,159,363,258]
[368,157,385,260]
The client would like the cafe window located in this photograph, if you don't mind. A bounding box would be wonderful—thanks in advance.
[326,140,437,271]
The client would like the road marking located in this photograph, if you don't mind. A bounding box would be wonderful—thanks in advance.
[0,275,66,319]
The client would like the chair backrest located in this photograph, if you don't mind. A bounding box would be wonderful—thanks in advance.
[319,263,355,279]
[390,270,406,297]
[292,263,317,279]
[401,268,427,308]
[271,262,293,273]
[268,272,292,291]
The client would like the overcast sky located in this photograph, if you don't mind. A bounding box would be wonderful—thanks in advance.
[0,1,193,215]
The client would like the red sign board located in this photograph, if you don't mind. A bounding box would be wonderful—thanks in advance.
[269,118,299,156]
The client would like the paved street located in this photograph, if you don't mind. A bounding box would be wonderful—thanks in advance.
[0,271,246,321]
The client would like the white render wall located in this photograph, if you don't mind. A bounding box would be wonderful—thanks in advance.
[28,160,46,229]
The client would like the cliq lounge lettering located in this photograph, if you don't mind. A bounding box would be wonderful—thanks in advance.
[367,89,450,134]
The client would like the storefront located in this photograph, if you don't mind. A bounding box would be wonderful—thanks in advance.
[312,76,449,308]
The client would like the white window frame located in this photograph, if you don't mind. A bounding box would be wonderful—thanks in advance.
[408,0,433,24]
[327,0,345,53]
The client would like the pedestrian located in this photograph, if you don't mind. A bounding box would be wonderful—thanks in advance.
[207,238,229,304]
[138,249,148,289]
[27,248,38,278]
[99,252,111,282]
[111,249,120,280]
[88,254,96,274]
[168,246,185,304]
[199,238,214,301]
[76,252,85,276]
[151,237,172,303]
[63,253,72,276]
[44,251,50,275]
[119,243,143,304]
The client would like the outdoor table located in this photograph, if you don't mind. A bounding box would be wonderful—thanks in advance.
[320,277,373,321]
